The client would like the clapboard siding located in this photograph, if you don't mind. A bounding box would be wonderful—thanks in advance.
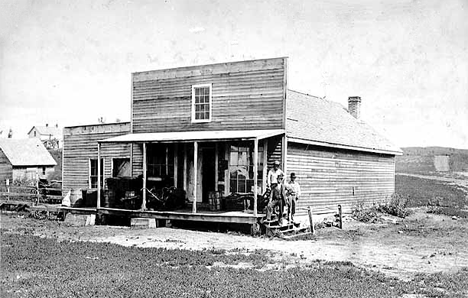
[267,136,283,167]
[132,144,143,177]
[287,142,395,215]
[63,123,131,191]
[132,58,286,133]
[0,150,13,184]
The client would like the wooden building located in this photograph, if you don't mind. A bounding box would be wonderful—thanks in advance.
[62,122,131,191]
[28,124,62,149]
[0,138,57,184]
[62,57,401,227]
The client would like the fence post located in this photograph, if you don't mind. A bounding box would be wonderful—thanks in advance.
[308,206,315,234]
[338,204,343,229]
[6,179,10,201]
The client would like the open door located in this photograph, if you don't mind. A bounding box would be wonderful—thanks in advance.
[197,145,216,203]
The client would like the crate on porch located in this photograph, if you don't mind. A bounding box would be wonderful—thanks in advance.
[208,191,222,211]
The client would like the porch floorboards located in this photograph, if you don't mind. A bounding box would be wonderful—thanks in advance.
[58,206,265,225]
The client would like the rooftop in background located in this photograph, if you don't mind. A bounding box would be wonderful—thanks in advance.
[28,124,62,137]
[286,90,402,155]
[0,138,57,166]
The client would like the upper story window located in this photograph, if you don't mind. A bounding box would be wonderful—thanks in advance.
[192,84,212,122]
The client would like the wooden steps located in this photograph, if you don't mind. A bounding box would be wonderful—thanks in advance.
[262,217,308,237]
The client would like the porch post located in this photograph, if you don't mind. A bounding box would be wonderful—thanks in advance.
[183,143,187,191]
[141,142,147,211]
[262,139,268,193]
[97,142,101,209]
[253,138,258,217]
[174,143,178,188]
[282,134,287,175]
[192,141,198,213]
[214,143,218,190]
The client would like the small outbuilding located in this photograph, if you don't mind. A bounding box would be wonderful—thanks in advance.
[0,138,57,184]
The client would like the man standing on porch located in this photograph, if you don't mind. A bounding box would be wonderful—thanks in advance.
[285,172,301,223]
[266,160,284,191]
[266,173,287,225]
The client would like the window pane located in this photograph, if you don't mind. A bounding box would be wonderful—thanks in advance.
[238,152,248,165]
[230,180,237,193]
[247,180,254,193]
[237,166,248,179]
[230,152,238,164]
[238,179,246,193]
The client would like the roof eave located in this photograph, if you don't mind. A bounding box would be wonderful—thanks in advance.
[287,136,403,156]
[99,129,286,144]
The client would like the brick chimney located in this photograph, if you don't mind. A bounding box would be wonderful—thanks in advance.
[348,96,361,119]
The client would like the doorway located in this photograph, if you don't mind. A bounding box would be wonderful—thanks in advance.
[200,146,216,203]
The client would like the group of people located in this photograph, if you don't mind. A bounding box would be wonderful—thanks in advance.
[265,160,301,225]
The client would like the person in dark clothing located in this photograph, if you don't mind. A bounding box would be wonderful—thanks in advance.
[266,173,287,225]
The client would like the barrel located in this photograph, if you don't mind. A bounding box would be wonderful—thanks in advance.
[208,191,221,211]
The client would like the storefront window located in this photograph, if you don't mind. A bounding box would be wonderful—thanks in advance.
[229,142,263,193]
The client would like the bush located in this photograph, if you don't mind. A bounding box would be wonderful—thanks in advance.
[376,193,412,218]
[351,201,381,223]
[352,194,412,222]
[12,177,37,187]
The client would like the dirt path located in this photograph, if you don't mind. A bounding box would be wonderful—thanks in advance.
[4,209,467,281]
[86,215,467,280]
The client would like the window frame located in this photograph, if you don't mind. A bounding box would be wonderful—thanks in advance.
[89,158,104,189]
[111,157,131,178]
[228,142,264,194]
[191,83,212,123]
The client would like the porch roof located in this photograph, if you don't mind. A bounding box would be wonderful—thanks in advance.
[99,129,285,143]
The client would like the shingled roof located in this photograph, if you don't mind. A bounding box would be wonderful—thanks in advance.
[28,125,61,137]
[286,90,402,155]
[0,138,57,166]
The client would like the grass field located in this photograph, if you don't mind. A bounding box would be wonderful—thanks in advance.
[2,231,468,298]
[395,174,468,217]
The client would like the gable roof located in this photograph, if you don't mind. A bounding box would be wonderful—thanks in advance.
[28,125,62,137]
[0,138,57,166]
[286,90,402,155]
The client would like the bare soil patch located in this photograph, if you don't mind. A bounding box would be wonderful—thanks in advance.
[2,208,467,281]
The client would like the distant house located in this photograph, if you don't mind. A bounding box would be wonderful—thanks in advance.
[62,57,402,221]
[0,138,57,184]
[28,124,62,149]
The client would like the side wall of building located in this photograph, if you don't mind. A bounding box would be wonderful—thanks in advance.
[11,166,55,181]
[0,150,13,185]
[131,58,287,133]
[62,123,131,191]
[287,142,395,215]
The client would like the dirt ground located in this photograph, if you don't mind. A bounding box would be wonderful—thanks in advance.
[2,208,467,281]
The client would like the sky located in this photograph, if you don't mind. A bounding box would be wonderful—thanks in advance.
[0,0,467,149]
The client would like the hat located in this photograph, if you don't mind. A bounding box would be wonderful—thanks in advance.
[273,160,280,166]
[290,172,296,178]
[277,173,284,178]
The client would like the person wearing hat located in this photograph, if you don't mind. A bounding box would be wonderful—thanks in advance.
[285,172,301,223]
[266,160,284,191]
[266,173,287,225]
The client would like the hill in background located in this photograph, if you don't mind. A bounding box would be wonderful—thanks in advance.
[396,147,468,174]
